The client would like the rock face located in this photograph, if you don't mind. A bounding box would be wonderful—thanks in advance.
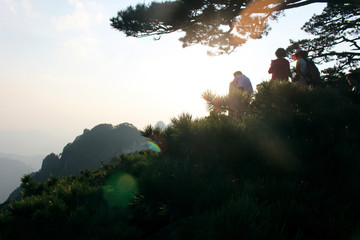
[59,123,147,175]
[6,123,149,201]
[40,153,61,175]
[40,123,148,178]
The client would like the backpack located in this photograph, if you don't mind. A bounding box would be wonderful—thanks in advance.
[304,58,321,84]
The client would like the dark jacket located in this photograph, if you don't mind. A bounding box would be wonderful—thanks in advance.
[268,58,291,81]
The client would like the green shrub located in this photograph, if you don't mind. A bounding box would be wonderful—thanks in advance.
[2,80,360,239]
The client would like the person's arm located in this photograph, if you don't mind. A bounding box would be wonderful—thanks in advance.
[268,60,274,74]
[286,61,291,77]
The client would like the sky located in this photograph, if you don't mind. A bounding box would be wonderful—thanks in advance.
[0,0,326,156]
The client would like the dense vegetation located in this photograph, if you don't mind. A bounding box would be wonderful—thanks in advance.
[1,80,360,239]
[111,0,358,55]
[287,4,360,78]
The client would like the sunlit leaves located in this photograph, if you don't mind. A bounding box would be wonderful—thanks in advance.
[111,0,357,55]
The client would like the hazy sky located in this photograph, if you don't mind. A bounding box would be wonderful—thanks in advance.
[0,0,325,155]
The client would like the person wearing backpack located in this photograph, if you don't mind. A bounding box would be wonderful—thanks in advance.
[268,48,291,82]
[292,49,321,85]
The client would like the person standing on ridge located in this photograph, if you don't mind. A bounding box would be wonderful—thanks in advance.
[292,49,315,86]
[268,48,291,81]
[230,71,253,96]
[228,71,253,117]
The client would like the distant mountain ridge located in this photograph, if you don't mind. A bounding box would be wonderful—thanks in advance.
[0,158,33,203]
[7,122,149,201]
[0,153,44,170]
[0,129,65,156]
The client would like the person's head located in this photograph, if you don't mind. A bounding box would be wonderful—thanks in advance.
[292,49,308,60]
[275,48,286,58]
[233,71,242,77]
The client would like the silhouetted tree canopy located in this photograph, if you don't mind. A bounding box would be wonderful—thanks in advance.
[287,3,360,79]
[110,0,359,55]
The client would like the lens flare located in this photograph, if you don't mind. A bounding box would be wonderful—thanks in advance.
[103,172,137,209]
[148,140,161,153]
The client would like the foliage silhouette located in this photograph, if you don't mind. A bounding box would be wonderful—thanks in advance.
[202,87,253,116]
[1,80,360,239]
[287,4,360,78]
[111,0,358,55]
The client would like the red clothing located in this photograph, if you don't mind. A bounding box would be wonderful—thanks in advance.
[268,58,291,81]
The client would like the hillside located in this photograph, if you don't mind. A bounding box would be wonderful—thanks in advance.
[1,81,360,240]
[36,122,148,178]
[6,122,149,201]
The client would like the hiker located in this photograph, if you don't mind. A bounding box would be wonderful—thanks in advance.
[292,49,321,85]
[228,71,253,117]
[268,48,291,81]
[292,49,309,86]
[347,71,360,94]
[230,71,253,96]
